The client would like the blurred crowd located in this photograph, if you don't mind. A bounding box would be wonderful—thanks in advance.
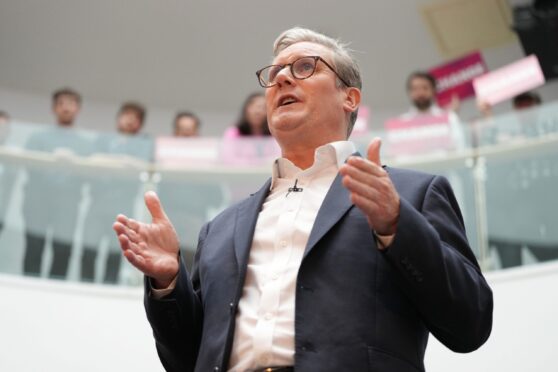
[0,73,545,153]
[0,70,554,283]
[0,87,277,284]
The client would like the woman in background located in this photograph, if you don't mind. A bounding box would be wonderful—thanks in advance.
[220,91,279,184]
[224,92,270,137]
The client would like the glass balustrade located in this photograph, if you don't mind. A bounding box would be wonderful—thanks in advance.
[0,102,557,286]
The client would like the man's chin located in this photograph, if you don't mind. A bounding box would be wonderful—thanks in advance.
[413,100,433,111]
[269,112,303,131]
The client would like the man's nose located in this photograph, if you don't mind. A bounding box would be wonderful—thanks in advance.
[275,66,294,87]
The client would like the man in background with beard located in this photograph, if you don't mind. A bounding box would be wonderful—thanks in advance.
[400,71,465,148]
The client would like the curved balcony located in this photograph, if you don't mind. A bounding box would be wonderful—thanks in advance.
[0,101,557,371]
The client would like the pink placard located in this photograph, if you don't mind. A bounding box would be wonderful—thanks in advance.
[384,114,454,156]
[220,137,281,166]
[155,137,220,167]
[429,51,488,107]
[473,55,545,106]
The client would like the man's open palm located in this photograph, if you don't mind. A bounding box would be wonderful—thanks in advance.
[113,191,179,288]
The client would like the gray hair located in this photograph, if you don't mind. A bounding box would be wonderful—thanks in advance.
[273,27,362,136]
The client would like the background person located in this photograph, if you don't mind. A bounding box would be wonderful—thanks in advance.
[80,102,152,283]
[399,71,466,149]
[173,111,201,137]
[22,88,91,278]
[224,92,270,137]
[157,111,225,269]
[221,92,279,166]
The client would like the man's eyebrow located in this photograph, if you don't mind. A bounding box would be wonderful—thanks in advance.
[271,54,319,64]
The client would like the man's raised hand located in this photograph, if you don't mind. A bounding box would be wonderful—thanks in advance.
[339,137,400,240]
[113,191,179,288]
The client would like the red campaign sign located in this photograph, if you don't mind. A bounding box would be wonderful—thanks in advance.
[429,51,488,107]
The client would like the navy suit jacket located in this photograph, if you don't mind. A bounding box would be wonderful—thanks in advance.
[144,166,493,372]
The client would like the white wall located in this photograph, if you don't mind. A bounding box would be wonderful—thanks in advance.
[0,261,557,371]
[426,261,558,372]
[0,275,163,372]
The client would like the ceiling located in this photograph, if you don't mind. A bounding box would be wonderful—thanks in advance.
[0,0,529,118]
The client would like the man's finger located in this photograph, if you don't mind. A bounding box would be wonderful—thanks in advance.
[117,233,131,251]
[367,137,382,167]
[116,214,130,226]
[144,191,168,223]
[128,219,145,235]
[113,221,126,236]
[124,225,141,244]
[343,158,386,178]
[350,192,379,219]
[342,175,380,201]
[123,249,147,272]
[126,240,144,256]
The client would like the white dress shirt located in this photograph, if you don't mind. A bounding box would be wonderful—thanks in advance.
[152,141,358,371]
[227,141,356,371]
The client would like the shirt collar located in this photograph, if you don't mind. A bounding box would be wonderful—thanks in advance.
[270,141,356,190]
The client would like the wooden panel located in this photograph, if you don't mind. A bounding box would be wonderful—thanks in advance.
[421,0,517,58]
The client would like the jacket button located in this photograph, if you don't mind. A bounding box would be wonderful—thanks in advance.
[214,367,219,371]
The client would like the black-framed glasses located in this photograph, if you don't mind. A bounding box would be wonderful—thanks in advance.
[256,56,351,88]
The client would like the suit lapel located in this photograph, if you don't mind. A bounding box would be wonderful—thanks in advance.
[303,171,354,259]
[231,151,370,265]
[233,178,272,273]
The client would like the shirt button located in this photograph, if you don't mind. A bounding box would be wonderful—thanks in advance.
[271,273,279,281]
[280,241,287,247]
[264,312,273,320]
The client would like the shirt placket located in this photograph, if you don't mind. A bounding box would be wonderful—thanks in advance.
[251,178,305,367]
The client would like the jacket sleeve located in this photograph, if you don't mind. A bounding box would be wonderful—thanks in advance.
[383,175,493,352]
[143,223,209,372]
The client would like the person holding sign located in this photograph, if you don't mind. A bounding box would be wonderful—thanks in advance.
[394,71,466,155]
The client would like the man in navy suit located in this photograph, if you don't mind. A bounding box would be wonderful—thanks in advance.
[114,27,493,372]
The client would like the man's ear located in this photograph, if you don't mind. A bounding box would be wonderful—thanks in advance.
[342,87,361,115]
